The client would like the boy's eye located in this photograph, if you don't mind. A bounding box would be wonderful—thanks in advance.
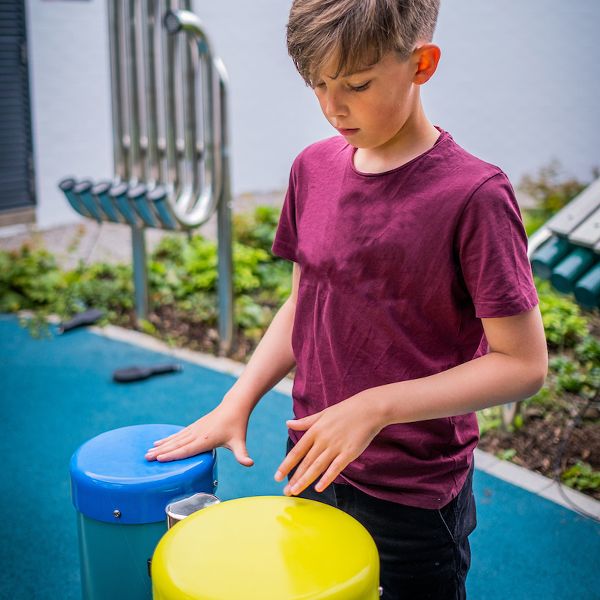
[313,81,371,92]
[349,81,370,92]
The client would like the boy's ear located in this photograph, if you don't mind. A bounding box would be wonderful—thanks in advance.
[412,44,441,85]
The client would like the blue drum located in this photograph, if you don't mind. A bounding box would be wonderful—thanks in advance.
[70,424,217,600]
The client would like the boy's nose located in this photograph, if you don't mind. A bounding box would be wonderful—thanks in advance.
[323,91,348,119]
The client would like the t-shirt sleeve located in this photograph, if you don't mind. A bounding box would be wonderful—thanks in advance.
[271,160,299,263]
[455,171,539,318]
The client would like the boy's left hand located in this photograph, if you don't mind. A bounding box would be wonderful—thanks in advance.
[273,393,384,496]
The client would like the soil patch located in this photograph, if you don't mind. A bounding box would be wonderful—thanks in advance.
[478,396,600,502]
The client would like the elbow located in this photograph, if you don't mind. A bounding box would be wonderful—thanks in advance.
[530,372,547,396]
[537,347,549,390]
[529,357,548,396]
[511,353,548,398]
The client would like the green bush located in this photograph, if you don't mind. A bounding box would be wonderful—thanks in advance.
[0,206,293,339]
[536,278,590,349]
[233,205,280,252]
[0,246,64,312]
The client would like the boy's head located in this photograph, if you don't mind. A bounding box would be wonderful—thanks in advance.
[285,0,442,151]
[286,0,440,88]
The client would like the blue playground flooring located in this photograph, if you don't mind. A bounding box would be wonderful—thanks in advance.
[0,314,598,600]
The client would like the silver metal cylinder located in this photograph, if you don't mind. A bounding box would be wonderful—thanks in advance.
[141,0,160,188]
[164,8,222,228]
[107,0,126,182]
[124,0,142,184]
[215,56,234,356]
[165,492,220,529]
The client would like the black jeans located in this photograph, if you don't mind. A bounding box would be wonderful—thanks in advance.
[285,437,477,600]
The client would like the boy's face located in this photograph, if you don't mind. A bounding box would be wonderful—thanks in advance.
[312,48,434,151]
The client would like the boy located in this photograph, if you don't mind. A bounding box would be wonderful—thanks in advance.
[146,0,548,597]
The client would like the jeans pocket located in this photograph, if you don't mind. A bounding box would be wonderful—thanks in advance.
[438,473,477,547]
[436,507,457,545]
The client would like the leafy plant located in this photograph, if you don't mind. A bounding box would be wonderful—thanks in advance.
[497,448,517,461]
[536,278,590,349]
[522,386,553,409]
[0,246,64,312]
[477,407,503,435]
[233,205,281,252]
[561,461,600,492]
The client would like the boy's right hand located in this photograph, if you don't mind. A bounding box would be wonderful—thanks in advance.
[144,401,254,466]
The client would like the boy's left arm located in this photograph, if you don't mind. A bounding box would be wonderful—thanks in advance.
[276,305,548,495]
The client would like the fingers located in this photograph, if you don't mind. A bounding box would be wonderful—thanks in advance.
[312,456,345,493]
[284,446,330,496]
[145,427,253,467]
[229,439,254,466]
[152,428,189,447]
[145,431,194,460]
[151,440,200,462]
[274,439,309,482]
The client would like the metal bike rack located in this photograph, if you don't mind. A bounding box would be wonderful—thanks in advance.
[58,0,234,355]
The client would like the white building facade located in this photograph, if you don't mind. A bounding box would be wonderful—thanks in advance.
[2,0,599,229]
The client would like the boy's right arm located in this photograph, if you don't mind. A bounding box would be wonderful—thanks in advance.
[144,262,301,465]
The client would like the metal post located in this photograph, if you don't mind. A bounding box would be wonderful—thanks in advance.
[131,226,149,322]
[215,56,233,356]
[217,170,233,356]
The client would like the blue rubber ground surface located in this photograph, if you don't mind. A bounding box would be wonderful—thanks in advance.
[1,314,599,599]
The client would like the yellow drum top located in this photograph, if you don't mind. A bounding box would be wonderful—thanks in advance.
[151,495,380,600]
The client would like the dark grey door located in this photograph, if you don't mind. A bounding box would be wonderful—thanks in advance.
[0,0,35,214]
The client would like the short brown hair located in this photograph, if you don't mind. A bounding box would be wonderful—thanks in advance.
[286,0,440,87]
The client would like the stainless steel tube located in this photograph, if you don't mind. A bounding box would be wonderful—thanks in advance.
[125,0,142,184]
[162,1,182,203]
[132,225,149,320]
[141,0,161,188]
[165,493,220,529]
[107,0,127,182]
[214,56,234,355]
[164,8,222,228]
[177,5,198,217]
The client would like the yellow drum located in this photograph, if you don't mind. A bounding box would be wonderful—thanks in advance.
[151,495,380,600]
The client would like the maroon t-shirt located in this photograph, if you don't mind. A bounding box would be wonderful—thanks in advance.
[271,127,539,509]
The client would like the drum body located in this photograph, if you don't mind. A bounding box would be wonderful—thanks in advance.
[151,495,380,600]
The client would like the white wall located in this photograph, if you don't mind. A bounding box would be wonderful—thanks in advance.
[26,0,113,228]
[25,0,600,229]
[424,0,600,183]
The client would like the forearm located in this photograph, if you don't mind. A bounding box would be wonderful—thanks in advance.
[223,299,296,414]
[367,352,546,428]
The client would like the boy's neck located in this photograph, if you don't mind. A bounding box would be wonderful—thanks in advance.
[353,105,440,174]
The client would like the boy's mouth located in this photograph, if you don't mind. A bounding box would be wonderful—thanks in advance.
[336,127,360,136]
